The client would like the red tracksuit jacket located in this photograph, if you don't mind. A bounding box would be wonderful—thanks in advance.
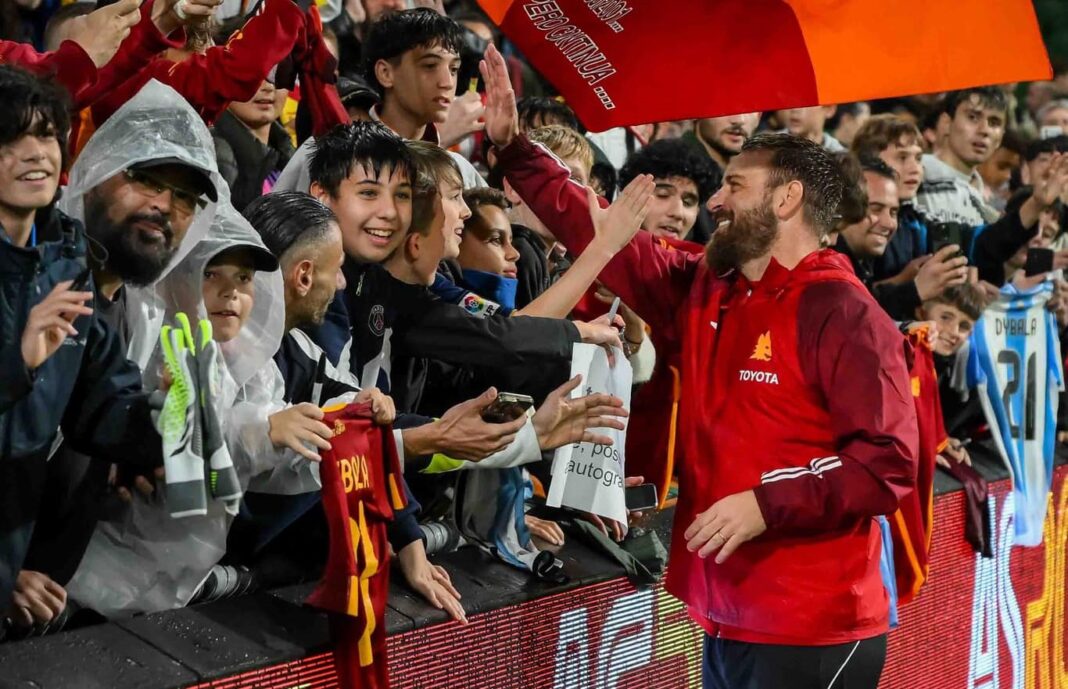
[0,0,177,112]
[498,135,919,645]
[89,0,305,129]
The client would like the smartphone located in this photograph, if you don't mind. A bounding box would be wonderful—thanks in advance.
[624,483,659,512]
[928,221,966,256]
[481,392,535,423]
[1025,247,1055,277]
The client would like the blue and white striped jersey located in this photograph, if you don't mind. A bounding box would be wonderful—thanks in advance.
[968,281,1063,547]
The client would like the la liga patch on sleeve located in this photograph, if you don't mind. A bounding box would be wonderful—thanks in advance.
[461,293,501,319]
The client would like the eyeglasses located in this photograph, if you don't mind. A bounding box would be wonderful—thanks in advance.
[123,168,209,217]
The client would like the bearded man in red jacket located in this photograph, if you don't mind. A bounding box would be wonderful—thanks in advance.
[479,45,919,689]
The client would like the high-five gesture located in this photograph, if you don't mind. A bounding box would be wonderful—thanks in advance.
[512,176,653,321]
[588,174,654,254]
[479,43,519,149]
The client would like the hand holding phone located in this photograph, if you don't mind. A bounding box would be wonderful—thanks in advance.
[928,221,967,257]
[914,244,969,301]
[625,482,658,512]
[481,392,535,423]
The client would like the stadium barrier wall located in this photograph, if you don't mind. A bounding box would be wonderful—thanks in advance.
[2,459,1063,688]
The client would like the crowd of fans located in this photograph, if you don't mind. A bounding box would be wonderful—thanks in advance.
[2,0,1068,650]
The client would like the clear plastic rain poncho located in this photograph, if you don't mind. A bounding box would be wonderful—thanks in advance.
[66,202,290,618]
[59,79,224,369]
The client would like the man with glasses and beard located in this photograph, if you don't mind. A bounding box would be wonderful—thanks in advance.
[481,43,917,687]
[17,81,223,621]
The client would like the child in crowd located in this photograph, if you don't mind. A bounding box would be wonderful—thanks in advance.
[915,283,988,464]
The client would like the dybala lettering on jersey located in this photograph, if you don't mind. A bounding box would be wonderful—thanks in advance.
[339,455,374,495]
[994,316,1038,337]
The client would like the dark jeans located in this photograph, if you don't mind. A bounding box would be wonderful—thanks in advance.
[703,633,887,689]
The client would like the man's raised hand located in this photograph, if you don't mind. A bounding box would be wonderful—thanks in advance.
[479,43,519,149]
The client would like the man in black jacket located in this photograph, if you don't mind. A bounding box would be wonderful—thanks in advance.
[0,67,167,634]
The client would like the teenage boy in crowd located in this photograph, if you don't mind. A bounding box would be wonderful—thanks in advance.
[0,68,169,630]
[272,8,488,223]
[618,138,721,247]
[915,87,1008,226]
[361,8,484,187]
